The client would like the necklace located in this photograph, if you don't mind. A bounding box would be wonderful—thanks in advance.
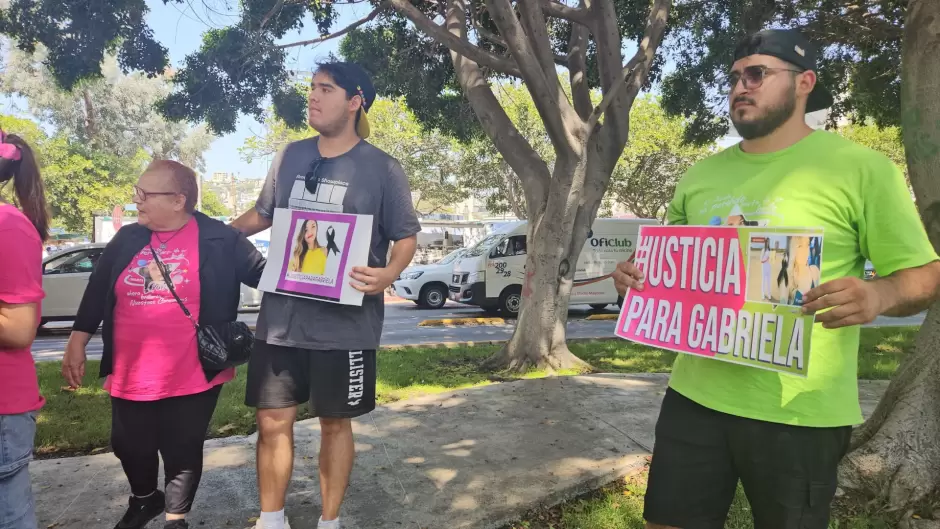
[154,226,184,251]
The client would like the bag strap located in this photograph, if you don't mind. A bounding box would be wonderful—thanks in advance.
[148,245,198,329]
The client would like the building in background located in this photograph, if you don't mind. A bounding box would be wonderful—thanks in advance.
[202,172,265,215]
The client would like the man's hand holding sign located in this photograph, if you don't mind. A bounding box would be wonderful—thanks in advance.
[801,276,885,329]
[613,259,645,294]
[348,266,397,295]
[348,235,416,295]
[801,263,940,329]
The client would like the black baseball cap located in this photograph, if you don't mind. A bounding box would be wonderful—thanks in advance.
[315,61,377,138]
[733,29,833,113]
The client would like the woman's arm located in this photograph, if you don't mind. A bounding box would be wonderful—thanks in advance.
[234,230,267,288]
[62,330,92,388]
[73,235,122,334]
[0,223,44,350]
[0,302,39,349]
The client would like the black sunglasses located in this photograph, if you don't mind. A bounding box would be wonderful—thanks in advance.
[727,65,804,90]
[304,157,330,195]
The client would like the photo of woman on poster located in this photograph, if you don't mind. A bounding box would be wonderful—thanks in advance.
[760,239,772,301]
[288,219,328,275]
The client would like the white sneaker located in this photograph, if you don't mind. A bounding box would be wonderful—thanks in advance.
[318,519,340,529]
[252,517,290,529]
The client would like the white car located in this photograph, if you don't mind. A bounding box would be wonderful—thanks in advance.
[40,243,263,325]
[392,248,468,309]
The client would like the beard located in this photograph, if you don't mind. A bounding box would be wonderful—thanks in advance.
[730,89,797,140]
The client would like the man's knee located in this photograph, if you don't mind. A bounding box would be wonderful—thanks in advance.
[257,407,297,441]
[319,417,351,437]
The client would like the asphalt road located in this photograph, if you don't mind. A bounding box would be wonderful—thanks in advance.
[30,302,926,363]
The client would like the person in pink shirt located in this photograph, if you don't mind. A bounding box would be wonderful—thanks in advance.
[0,129,49,529]
[61,161,265,529]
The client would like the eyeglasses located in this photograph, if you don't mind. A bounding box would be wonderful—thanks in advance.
[134,185,179,202]
[304,157,330,195]
[727,65,804,91]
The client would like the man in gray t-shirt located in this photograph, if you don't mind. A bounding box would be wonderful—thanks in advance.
[252,136,419,351]
[233,62,419,529]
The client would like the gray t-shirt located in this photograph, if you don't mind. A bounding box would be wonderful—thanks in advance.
[254,137,421,351]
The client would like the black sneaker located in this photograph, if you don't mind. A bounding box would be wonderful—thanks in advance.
[164,521,189,529]
[113,490,165,529]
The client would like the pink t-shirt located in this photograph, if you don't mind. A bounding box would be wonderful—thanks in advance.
[106,218,234,401]
[0,204,45,415]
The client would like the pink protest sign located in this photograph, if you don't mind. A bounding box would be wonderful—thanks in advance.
[615,225,823,376]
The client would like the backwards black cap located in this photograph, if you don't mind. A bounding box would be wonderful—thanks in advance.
[316,62,377,138]
[733,29,833,113]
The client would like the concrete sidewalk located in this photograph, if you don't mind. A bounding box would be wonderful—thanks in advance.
[32,375,890,529]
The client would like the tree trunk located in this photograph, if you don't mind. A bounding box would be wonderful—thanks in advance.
[81,88,97,143]
[483,157,601,373]
[838,0,940,517]
[434,0,669,372]
[838,306,940,511]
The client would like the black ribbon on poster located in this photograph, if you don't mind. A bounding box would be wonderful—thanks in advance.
[326,226,341,256]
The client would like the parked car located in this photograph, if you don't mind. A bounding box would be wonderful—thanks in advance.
[392,247,468,309]
[39,243,262,326]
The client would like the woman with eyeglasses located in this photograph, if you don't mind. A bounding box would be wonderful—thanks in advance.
[61,160,266,529]
[0,129,49,529]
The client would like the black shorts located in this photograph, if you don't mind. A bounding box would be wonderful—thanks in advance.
[644,388,851,529]
[245,340,377,418]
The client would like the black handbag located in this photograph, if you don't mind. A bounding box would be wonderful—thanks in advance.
[149,246,254,370]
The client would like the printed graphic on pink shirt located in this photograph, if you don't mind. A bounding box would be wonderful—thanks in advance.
[107,219,234,401]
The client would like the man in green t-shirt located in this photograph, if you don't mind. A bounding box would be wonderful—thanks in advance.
[612,29,940,528]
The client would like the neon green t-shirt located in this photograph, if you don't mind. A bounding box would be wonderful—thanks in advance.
[666,130,937,427]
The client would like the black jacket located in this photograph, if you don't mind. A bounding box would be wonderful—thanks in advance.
[73,212,266,381]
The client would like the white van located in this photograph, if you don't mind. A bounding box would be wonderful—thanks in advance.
[448,218,659,315]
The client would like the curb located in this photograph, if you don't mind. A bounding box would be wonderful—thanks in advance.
[417,317,506,327]
[585,313,619,321]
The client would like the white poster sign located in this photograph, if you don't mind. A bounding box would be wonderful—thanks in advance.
[258,208,373,306]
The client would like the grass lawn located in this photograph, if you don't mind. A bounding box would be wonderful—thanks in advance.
[34,326,917,457]
[502,466,896,529]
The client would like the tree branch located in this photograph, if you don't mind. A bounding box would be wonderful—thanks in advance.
[592,0,671,146]
[541,0,590,27]
[474,20,508,47]
[568,1,592,120]
[616,0,670,114]
[444,0,550,200]
[518,0,559,77]
[486,0,578,153]
[472,18,569,66]
[584,62,641,133]
[502,161,527,220]
[590,0,627,140]
[388,0,522,77]
[260,0,286,29]
[277,2,388,49]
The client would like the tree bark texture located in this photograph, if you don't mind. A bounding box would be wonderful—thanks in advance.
[838,0,940,517]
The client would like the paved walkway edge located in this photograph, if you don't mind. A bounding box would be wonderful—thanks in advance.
[30,375,890,529]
